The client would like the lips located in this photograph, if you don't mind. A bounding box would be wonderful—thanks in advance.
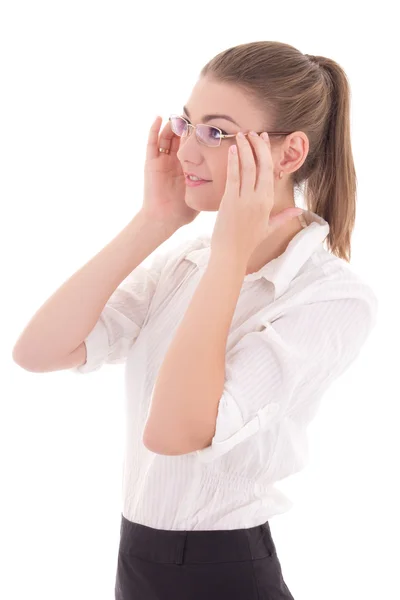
[184,172,211,182]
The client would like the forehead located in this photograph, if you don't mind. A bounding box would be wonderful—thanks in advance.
[184,76,263,124]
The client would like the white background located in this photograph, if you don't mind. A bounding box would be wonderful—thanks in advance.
[2,1,398,599]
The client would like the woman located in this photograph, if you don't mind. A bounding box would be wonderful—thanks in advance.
[13,40,378,599]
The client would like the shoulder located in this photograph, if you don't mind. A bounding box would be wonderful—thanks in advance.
[298,246,378,318]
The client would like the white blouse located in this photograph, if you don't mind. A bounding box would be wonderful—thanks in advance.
[71,210,378,531]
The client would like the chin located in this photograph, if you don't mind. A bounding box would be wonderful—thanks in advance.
[185,189,220,212]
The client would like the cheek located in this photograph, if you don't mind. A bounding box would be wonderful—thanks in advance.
[212,158,229,191]
[218,155,229,179]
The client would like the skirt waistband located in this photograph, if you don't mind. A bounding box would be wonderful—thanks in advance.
[118,513,277,565]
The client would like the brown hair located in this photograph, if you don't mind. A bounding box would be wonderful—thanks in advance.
[200,41,356,262]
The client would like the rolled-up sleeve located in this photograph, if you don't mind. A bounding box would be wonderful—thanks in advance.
[72,244,176,374]
[195,295,378,463]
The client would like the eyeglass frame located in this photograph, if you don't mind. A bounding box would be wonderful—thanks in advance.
[169,114,293,148]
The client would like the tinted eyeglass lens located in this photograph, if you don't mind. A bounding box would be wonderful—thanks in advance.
[170,117,221,147]
[197,124,221,147]
[170,116,188,136]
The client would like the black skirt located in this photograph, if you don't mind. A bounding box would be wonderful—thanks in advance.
[114,513,295,599]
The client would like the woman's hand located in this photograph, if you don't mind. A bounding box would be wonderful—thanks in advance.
[141,116,200,228]
[210,131,303,263]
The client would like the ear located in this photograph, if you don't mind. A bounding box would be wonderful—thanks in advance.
[279,132,309,175]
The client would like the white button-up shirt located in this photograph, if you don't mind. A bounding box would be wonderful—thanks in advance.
[71,210,378,530]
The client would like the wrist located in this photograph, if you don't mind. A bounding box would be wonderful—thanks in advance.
[136,211,181,236]
[209,248,248,277]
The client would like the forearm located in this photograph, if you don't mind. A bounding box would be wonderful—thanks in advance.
[12,212,178,370]
[143,250,247,453]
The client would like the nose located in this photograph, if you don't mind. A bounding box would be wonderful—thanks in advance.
[177,128,203,162]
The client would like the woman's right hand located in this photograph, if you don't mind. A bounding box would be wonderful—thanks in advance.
[141,116,201,228]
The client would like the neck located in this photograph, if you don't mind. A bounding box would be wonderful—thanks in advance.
[245,210,305,276]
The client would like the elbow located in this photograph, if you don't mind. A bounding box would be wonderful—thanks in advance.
[142,389,218,455]
[142,431,188,456]
[142,426,214,456]
[12,348,35,372]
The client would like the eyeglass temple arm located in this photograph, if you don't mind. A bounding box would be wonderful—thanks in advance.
[221,132,292,138]
[168,117,291,137]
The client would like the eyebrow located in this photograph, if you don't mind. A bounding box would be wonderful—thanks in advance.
[183,105,241,127]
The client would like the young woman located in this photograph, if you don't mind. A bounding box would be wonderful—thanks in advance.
[13,40,378,599]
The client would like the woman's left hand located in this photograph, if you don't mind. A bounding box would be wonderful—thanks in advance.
[210,131,303,264]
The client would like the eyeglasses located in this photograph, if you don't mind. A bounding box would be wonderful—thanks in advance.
[169,114,293,148]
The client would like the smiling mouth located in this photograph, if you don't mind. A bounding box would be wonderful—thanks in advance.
[185,175,212,185]
[185,176,211,182]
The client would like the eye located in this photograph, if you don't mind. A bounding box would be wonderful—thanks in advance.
[210,127,227,140]
[182,116,228,136]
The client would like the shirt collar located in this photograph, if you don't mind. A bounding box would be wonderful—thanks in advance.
[184,210,330,300]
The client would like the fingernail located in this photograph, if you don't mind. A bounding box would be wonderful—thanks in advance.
[249,131,258,137]
[261,132,269,141]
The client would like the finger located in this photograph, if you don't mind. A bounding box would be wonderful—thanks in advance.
[224,144,240,196]
[145,116,164,161]
[158,118,179,154]
[248,132,273,192]
[236,133,256,194]
[168,128,181,155]
[145,117,177,162]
